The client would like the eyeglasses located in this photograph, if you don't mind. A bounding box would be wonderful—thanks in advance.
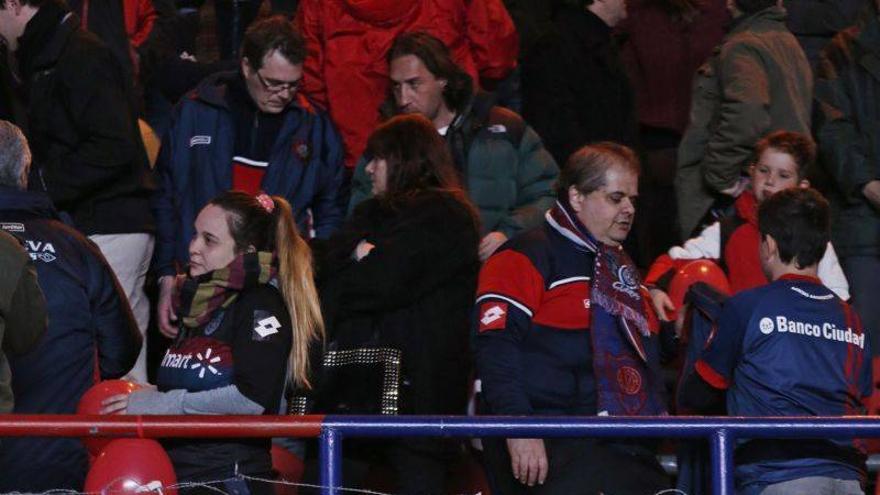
[255,70,302,94]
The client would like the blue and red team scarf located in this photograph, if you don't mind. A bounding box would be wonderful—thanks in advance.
[547,200,666,416]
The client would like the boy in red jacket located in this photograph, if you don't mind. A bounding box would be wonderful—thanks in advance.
[646,130,849,320]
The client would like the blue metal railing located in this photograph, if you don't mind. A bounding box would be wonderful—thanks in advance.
[3,415,880,495]
[317,416,880,495]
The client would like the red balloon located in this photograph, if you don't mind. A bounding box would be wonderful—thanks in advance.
[271,444,304,495]
[85,439,177,495]
[667,259,731,319]
[77,379,143,456]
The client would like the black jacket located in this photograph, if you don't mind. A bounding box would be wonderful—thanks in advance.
[315,190,480,415]
[0,188,141,492]
[814,6,880,257]
[522,5,638,164]
[16,2,155,235]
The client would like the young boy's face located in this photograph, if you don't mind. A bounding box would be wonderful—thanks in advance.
[750,148,806,203]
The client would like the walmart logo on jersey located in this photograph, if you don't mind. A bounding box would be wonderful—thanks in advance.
[157,336,234,391]
[758,315,865,349]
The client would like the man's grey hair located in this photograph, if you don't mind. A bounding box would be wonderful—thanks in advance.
[0,120,31,189]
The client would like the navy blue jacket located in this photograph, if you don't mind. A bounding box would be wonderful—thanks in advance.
[0,188,141,492]
[153,71,346,276]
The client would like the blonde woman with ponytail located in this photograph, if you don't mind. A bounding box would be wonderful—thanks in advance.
[101,190,323,494]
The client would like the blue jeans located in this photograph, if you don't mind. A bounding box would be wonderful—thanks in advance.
[759,476,863,495]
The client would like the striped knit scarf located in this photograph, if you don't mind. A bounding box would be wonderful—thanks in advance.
[174,251,277,329]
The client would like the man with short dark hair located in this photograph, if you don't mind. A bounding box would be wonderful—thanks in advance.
[350,32,559,261]
[680,187,872,495]
[154,16,345,337]
[0,0,156,382]
[0,120,141,492]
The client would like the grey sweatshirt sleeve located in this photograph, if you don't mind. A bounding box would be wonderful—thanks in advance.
[126,385,265,415]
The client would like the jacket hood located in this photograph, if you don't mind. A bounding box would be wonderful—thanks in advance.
[341,0,419,25]
[188,70,238,109]
[0,188,58,219]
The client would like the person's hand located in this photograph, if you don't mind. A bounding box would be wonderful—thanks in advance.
[720,176,749,198]
[649,288,675,322]
[506,438,548,487]
[863,180,880,210]
[158,275,178,338]
[675,302,690,339]
[353,240,375,261]
[479,232,508,262]
[100,393,132,415]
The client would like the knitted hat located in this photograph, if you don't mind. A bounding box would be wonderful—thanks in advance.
[734,0,776,14]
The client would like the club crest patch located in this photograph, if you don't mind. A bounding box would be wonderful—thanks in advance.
[253,310,282,341]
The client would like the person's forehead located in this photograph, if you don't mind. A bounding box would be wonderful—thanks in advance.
[258,50,302,79]
[390,54,434,81]
[600,165,638,191]
[196,205,230,231]
[757,148,799,171]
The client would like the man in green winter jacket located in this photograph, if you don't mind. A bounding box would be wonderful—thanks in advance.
[349,32,559,261]
[0,229,46,413]
[675,0,812,240]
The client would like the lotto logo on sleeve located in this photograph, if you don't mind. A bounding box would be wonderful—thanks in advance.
[478,302,508,332]
[253,310,282,341]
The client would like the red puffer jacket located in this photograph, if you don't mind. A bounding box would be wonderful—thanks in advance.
[296,0,518,167]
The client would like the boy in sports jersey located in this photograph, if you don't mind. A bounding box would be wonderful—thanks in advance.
[646,131,849,319]
[679,188,872,495]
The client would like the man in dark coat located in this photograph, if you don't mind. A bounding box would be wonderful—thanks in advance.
[0,0,156,382]
[814,0,880,352]
[784,0,866,68]
[0,120,141,492]
[153,16,345,338]
[522,0,636,165]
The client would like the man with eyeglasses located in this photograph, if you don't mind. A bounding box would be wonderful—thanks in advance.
[153,15,345,338]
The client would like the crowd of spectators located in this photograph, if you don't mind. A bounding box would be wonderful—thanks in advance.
[0,0,877,494]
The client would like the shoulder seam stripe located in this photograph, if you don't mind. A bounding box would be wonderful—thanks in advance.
[476,294,533,317]
[548,276,591,289]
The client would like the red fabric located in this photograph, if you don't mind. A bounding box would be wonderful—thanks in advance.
[724,191,769,293]
[618,0,728,134]
[644,253,688,287]
[232,163,266,195]
[695,359,729,390]
[533,281,591,330]
[477,250,543,314]
[296,0,519,167]
[777,273,821,285]
[123,0,157,48]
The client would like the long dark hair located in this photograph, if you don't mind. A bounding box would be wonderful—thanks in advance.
[208,191,324,389]
[365,114,479,227]
[365,115,460,196]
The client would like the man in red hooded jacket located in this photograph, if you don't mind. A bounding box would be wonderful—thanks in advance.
[296,0,518,167]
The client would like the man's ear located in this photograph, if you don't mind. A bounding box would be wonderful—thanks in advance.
[7,0,22,15]
[763,234,778,260]
[240,57,252,77]
[568,185,583,213]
